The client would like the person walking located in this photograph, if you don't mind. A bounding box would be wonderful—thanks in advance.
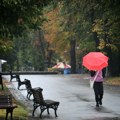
[90,69,105,107]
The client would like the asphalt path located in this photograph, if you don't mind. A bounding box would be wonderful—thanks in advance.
[4,74,120,120]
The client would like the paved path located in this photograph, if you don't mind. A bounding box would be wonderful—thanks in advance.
[3,74,120,120]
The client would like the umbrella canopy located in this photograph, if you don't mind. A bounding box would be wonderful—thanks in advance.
[52,62,71,69]
[82,52,109,70]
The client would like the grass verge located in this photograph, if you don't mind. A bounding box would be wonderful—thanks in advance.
[105,76,120,86]
[0,82,28,120]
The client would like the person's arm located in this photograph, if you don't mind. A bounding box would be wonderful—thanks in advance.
[90,71,96,77]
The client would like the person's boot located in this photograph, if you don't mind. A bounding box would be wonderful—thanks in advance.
[99,94,103,105]
[99,99,102,105]
[96,102,99,107]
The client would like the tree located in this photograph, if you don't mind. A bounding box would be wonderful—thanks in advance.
[89,0,120,76]
[43,1,96,73]
[61,0,120,75]
[43,0,120,75]
[43,3,70,67]
[0,0,56,71]
[0,0,53,56]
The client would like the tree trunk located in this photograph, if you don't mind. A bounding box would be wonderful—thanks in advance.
[93,32,99,51]
[90,8,100,51]
[70,39,76,73]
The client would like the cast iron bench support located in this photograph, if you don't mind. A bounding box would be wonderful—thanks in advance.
[16,75,27,90]
[0,95,17,120]
[10,71,18,82]
[24,79,40,100]
[32,88,60,118]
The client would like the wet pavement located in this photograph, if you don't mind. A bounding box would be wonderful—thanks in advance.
[3,74,120,120]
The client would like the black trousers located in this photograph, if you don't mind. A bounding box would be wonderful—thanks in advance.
[93,81,103,103]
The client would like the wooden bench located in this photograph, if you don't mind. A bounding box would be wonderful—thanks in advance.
[0,74,4,90]
[32,88,60,118]
[0,94,17,120]
[10,71,18,82]
[24,79,40,100]
[16,75,27,90]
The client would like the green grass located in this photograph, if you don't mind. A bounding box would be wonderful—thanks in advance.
[0,105,28,120]
[0,83,28,120]
[105,76,120,86]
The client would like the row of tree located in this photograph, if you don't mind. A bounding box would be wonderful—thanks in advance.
[0,0,120,76]
[0,0,54,71]
[43,0,120,76]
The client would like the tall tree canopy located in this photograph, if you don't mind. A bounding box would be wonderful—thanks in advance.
[43,0,120,75]
[0,0,53,56]
[1,0,120,75]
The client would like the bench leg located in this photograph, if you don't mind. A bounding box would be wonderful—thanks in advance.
[27,93,32,100]
[6,108,13,120]
[0,82,4,90]
[10,76,14,82]
[18,83,22,90]
[54,108,58,117]
[47,108,50,115]
[1,84,4,90]
[6,110,8,120]
[10,75,17,82]
[32,105,39,116]
[18,83,26,90]
[40,107,46,118]
[53,104,59,117]
[10,77,12,82]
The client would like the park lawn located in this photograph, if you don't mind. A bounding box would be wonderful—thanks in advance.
[0,104,28,120]
[0,85,28,120]
[105,76,120,86]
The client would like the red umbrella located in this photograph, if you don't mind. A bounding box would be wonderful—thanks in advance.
[82,52,109,70]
